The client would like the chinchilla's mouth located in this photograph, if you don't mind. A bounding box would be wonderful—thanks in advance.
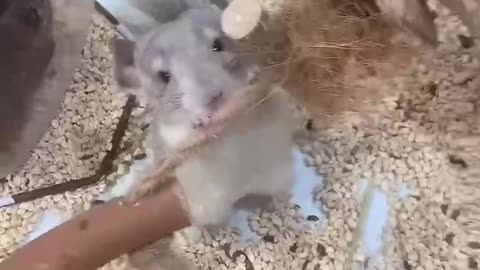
[247,65,260,85]
[248,75,259,85]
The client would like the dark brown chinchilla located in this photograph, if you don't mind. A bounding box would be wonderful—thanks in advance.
[0,0,55,175]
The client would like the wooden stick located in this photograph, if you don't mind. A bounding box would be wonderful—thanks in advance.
[0,180,190,270]
[0,95,136,208]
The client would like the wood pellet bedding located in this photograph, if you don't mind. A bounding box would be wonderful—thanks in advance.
[1,2,480,269]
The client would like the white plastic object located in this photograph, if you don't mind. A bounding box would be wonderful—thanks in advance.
[221,0,262,39]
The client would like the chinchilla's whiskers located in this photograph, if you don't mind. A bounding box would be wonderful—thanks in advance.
[167,98,182,107]
[167,93,183,101]
[165,93,183,110]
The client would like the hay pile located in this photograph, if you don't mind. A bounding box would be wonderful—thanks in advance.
[240,0,425,128]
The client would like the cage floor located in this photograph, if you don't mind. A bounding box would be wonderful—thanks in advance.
[1,6,480,270]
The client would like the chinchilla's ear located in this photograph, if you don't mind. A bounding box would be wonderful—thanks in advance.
[127,0,200,24]
[209,0,228,10]
[128,0,228,23]
[116,0,228,38]
[185,0,227,10]
[111,37,141,90]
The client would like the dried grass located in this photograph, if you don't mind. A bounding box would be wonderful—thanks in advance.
[241,0,423,127]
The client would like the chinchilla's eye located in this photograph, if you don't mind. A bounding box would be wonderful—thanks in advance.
[157,71,171,83]
[211,38,223,52]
